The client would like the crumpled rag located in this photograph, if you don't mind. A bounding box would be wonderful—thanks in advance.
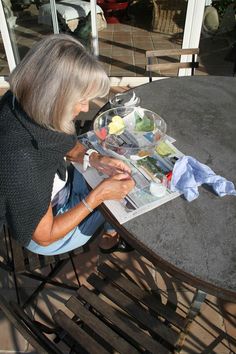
[170,156,236,202]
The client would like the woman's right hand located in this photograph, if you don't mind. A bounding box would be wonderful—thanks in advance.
[91,173,135,205]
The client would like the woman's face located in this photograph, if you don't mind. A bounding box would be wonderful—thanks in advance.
[73,99,89,118]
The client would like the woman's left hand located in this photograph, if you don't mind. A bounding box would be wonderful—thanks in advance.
[90,153,131,177]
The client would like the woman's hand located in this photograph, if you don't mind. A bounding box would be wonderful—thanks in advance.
[90,153,131,176]
[88,173,135,206]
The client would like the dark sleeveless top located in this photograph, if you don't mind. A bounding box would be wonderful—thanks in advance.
[0,91,76,246]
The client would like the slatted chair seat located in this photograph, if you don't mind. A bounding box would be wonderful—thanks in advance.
[53,261,187,353]
[146,48,199,81]
[0,225,84,308]
[0,261,188,353]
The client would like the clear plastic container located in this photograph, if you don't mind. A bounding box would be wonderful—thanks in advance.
[109,91,140,108]
[93,106,167,160]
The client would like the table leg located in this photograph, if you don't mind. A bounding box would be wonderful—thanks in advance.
[187,289,207,321]
[177,289,207,350]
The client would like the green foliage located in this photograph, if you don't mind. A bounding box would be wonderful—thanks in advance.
[212,0,236,18]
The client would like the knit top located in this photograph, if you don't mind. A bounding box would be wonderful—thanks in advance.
[0,91,77,246]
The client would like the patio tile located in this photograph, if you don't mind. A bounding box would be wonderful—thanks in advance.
[99,56,112,65]
[113,39,133,47]
[30,289,76,354]
[98,41,113,50]
[135,67,147,76]
[112,24,132,32]
[99,250,158,290]
[133,52,146,64]
[0,66,11,76]
[112,46,134,56]
[98,31,114,40]
[180,295,232,354]
[112,54,134,63]
[0,289,33,353]
[132,33,152,39]
[113,31,131,38]
[219,301,236,353]
[131,28,151,34]
[51,234,101,290]
[134,42,155,51]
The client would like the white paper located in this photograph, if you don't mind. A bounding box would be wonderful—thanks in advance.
[74,132,184,224]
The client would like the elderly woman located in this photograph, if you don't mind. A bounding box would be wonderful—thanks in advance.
[0,34,135,255]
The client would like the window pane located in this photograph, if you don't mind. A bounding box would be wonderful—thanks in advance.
[1,0,53,64]
[0,31,10,75]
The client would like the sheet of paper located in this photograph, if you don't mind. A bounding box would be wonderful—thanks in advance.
[74,131,183,224]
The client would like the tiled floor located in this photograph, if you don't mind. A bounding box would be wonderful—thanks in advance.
[99,23,179,77]
[97,22,236,78]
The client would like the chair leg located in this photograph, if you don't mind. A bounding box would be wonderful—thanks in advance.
[11,268,21,306]
[22,259,78,309]
[3,225,21,305]
[69,253,81,287]
[148,56,153,82]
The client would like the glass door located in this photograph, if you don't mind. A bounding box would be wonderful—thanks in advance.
[97,0,206,84]
[0,0,99,80]
[0,29,11,78]
[0,0,55,76]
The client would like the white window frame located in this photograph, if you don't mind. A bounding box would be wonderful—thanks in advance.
[179,0,206,76]
[0,0,16,72]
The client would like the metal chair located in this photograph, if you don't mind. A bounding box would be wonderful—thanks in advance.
[146,48,199,82]
[0,260,189,353]
[0,224,84,309]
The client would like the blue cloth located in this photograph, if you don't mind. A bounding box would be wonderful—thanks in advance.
[26,168,107,255]
[170,156,236,202]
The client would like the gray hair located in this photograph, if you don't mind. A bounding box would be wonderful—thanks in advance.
[9,34,110,134]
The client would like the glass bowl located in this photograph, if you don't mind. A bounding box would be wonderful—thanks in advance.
[93,106,167,160]
[109,91,140,108]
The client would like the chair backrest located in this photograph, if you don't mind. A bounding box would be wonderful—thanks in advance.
[146,48,199,82]
[1,224,83,307]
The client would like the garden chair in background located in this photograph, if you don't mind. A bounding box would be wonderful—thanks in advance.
[0,224,85,309]
[150,0,187,34]
[146,48,199,81]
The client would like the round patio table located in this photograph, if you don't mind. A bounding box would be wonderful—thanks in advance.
[100,76,236,302]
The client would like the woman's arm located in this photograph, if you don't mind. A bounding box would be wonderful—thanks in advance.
[66,141,87,164]
[66,141,132,176]
[32,173,135,246]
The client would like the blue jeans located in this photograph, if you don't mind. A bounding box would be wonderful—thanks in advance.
[26,168,106,255]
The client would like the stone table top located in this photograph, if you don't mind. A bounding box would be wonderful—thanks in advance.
[109,76,236,301]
